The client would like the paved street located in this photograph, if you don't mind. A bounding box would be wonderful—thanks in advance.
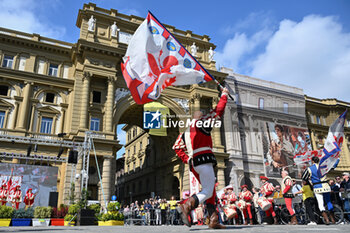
[1,225,350,233]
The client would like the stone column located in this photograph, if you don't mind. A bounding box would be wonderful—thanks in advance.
[216,164,226,190]
[105,76,115,133]
[9,102,19,129]
[60,109,66,133]
[190,93,201,115]
[212,97,222,148]
[101,156,113,207]
[223,107,234,152]
[310,131,317,150]
[79,72,91,129]
[74,157,83,201]
[17,82,32,130]
[28,103,37,132]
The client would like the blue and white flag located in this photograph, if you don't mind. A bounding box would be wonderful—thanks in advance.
[319,110,347,176]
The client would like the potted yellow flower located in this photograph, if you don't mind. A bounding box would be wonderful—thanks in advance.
[98,202,124,226]
[0,205,13,227]
[64,204,79,226]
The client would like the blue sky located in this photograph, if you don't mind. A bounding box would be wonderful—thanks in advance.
[1,0,349,157]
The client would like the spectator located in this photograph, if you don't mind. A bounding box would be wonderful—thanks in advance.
[294,180,317,225]
[292,180,302,196]
[340,172,350,221]
[335,176,343,206]
[329,179,342,207]
[168,196,178,225]
[144,199,152,225]
[154,199,162,225]
[160,199,168,225]
[273,185,283,199]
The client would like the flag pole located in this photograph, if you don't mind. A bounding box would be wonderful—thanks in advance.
[147,11,235,101]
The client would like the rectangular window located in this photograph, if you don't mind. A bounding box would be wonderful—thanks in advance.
[90,118,100,131]
[0,111,5,128]
[92,91,101,103]
[316,116,321,124]
[258,98,264,109]
[45,93,55,103]
[0,85,9,96]
[140,141,142,150]
[48,64,59,77]
[63,65,69,78]
[2,55,14,68]
[133,145,136,154]
[283,103,288,114]
[37,60,45,74]
[40,117,53,134]
[18,56,26,71]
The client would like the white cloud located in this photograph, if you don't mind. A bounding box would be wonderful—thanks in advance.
[251,15,350,101]
[0,0,65,39]
[215,28,272,72]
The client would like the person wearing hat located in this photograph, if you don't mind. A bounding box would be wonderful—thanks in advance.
[0,184,8,206]
[173,88,229,229]
[281,170,297,224]
[1,168,14,206]
[220,185,239,225]
[340,172,350,221]
[11,185,22,210]
[259,176,277,224]
[24,188,36,209]
[302,156,335,224]
[239,185,253,225]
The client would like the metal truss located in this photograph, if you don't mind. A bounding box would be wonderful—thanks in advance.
[0,133,83,148]
[0,151,67,162]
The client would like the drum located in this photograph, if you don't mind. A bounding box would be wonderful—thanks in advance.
[257,197,272,211]
[238,200,246,210]
[223,204,237,219]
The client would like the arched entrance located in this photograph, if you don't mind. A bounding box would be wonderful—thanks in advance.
[114,94,187,202]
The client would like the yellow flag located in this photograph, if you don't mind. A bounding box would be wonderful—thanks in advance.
[144,102,169,136]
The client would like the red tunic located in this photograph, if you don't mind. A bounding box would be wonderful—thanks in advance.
[24,192,35,206]
[173,94,228,163]
[239,190,253,203]
[260,182,274,201]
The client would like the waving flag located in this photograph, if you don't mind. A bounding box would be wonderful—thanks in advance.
[294,110,347,176]
[121,12,214,104]
[319,110,347,176]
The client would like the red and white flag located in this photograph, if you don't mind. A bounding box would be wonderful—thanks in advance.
[294,110,347,176]
[121,12,214,104]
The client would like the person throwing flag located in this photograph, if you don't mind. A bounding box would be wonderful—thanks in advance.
[173,87,229,229]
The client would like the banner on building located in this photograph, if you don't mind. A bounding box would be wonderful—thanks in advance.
[260,122,312,178]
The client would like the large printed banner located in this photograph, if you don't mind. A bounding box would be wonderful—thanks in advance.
[0,163,58,208]
[261,122,312,178]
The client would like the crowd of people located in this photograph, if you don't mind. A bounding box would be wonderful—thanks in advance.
[121,196,182,225]
[119,169,350,226]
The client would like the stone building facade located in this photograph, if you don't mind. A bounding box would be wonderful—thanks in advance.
[0,3,229,205]
[305,96,350,177]
[222,68,307,192]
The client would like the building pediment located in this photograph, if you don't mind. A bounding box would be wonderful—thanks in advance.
[37,106,60,114]
[0,99,14,108]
